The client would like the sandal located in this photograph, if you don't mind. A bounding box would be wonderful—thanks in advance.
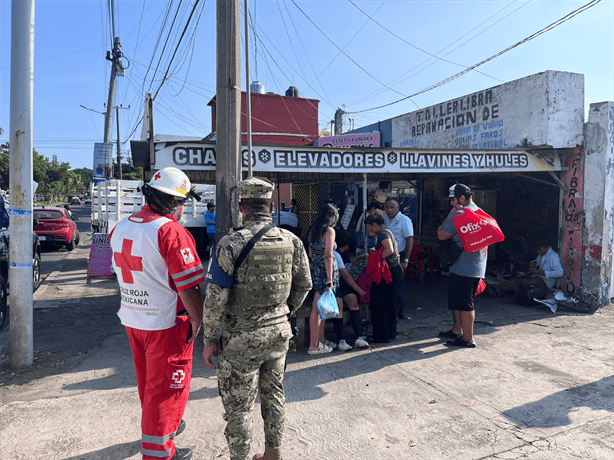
[445,337,476,348]
[438,329,461,339]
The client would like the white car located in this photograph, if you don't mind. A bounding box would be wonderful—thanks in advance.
[84,197,92,204]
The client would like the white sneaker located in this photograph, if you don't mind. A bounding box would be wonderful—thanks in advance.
[325,340,337,350]
[337,339,352,351]
[354,337,369,348]
[308,342,333,355]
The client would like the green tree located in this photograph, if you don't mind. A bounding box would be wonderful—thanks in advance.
[73,168,93,192]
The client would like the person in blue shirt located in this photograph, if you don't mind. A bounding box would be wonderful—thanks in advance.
[205,202,216,258]
[437,184,487,348]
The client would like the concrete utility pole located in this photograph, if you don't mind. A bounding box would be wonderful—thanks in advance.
[244,0,253,178]
[216,0,242,237]
[114,105,130,180]
[9,0,35,368]
[103,37,124,144]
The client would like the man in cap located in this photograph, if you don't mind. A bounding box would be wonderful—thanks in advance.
[384,197,414,320]
[110,167,205,460]
[437,183,487,348]
[202,177,312,460]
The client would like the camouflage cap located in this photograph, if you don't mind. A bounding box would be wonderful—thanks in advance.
[238,176,274,199]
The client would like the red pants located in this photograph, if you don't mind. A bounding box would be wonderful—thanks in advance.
[126,316,193,460]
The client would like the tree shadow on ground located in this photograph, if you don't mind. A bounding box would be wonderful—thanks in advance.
[502,375,614,428]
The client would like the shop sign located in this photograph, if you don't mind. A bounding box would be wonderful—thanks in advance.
[154,142,562,174]
[319,132,381,148]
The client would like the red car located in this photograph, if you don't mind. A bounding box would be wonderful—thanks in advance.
[33,207,80,251]
[70,197,81,205]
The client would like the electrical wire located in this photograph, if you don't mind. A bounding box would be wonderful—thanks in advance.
[350,0,531,108]
[141,1,175,94]
[147,0,185,94]
[151,0,202,101]
[348,0,501,82]
[289,0,418,106]
[345,0,602,115]
[281,0,333,109]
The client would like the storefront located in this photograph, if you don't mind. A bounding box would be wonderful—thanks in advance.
[131,71,613,307]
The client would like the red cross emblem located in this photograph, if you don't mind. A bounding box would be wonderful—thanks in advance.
[181,248,195,264]
[154,172,161,180]
[114,239,143,284]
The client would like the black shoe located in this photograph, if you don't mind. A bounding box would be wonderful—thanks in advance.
[175,420,186,437]
[438,329,462,339]
[368,336,391,344]
[172,448,192,460]
[398,311,406,320]
[445,337,477,348]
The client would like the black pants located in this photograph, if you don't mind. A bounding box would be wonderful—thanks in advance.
[369,265,403,342]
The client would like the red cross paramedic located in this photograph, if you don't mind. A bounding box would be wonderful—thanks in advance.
[110,167,205,460]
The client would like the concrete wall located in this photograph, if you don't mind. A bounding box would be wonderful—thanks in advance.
[561,147,585,297]
[391,70,584,150]
[582,101,614,305]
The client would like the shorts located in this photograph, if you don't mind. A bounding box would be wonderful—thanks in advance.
[448,272,481,312]
[335,278,358,300]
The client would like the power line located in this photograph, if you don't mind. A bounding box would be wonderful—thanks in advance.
[349,0,531,108]
[281,0,333,108]
[147,0,185,94]
[289,0,415,103]
[151,0,202,101]
[348,0,501,82]
[346,0,601,115]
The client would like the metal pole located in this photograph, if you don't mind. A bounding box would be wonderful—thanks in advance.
[9,0,35,368]
[277,183,281,226]
[363,173,368,254]
[216,0,242,236]
[244,0,253,177]
[116,105,121,180]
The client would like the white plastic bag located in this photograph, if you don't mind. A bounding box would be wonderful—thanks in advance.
[317,290,339,320]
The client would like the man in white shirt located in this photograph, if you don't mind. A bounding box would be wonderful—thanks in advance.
[384,198,413,319]
[494,241,564,294]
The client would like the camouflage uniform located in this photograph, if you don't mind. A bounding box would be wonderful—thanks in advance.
[203,177,312,460]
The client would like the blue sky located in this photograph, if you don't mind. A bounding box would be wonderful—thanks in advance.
[1,0,612,170]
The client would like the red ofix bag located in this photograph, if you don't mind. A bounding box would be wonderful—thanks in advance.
[452,207,504,253]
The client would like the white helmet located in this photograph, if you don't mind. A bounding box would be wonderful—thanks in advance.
[148,167,191,198]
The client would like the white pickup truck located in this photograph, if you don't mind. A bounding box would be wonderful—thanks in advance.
[90,180,216,234]
[90,180,298,233]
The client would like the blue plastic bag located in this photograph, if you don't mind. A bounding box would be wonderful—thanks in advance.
[317,290,339,320]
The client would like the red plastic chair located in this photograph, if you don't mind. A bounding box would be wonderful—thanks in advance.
[404,243,435,282]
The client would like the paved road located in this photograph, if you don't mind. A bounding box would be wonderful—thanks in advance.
[1,241,612,460]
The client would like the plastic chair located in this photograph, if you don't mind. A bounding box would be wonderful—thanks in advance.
[404,243,435,282]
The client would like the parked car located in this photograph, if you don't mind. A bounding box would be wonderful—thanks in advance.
[0,195,42,330]
[70,196,82,205]
[83,196,92,204]
[33,206,80,251]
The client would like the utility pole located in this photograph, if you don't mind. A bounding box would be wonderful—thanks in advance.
[244,0,253,178]
[334,108,344,135]
[9,0,35,368]
[216,0,241,237]
[114,105,130,180]
[103,37,124,144]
